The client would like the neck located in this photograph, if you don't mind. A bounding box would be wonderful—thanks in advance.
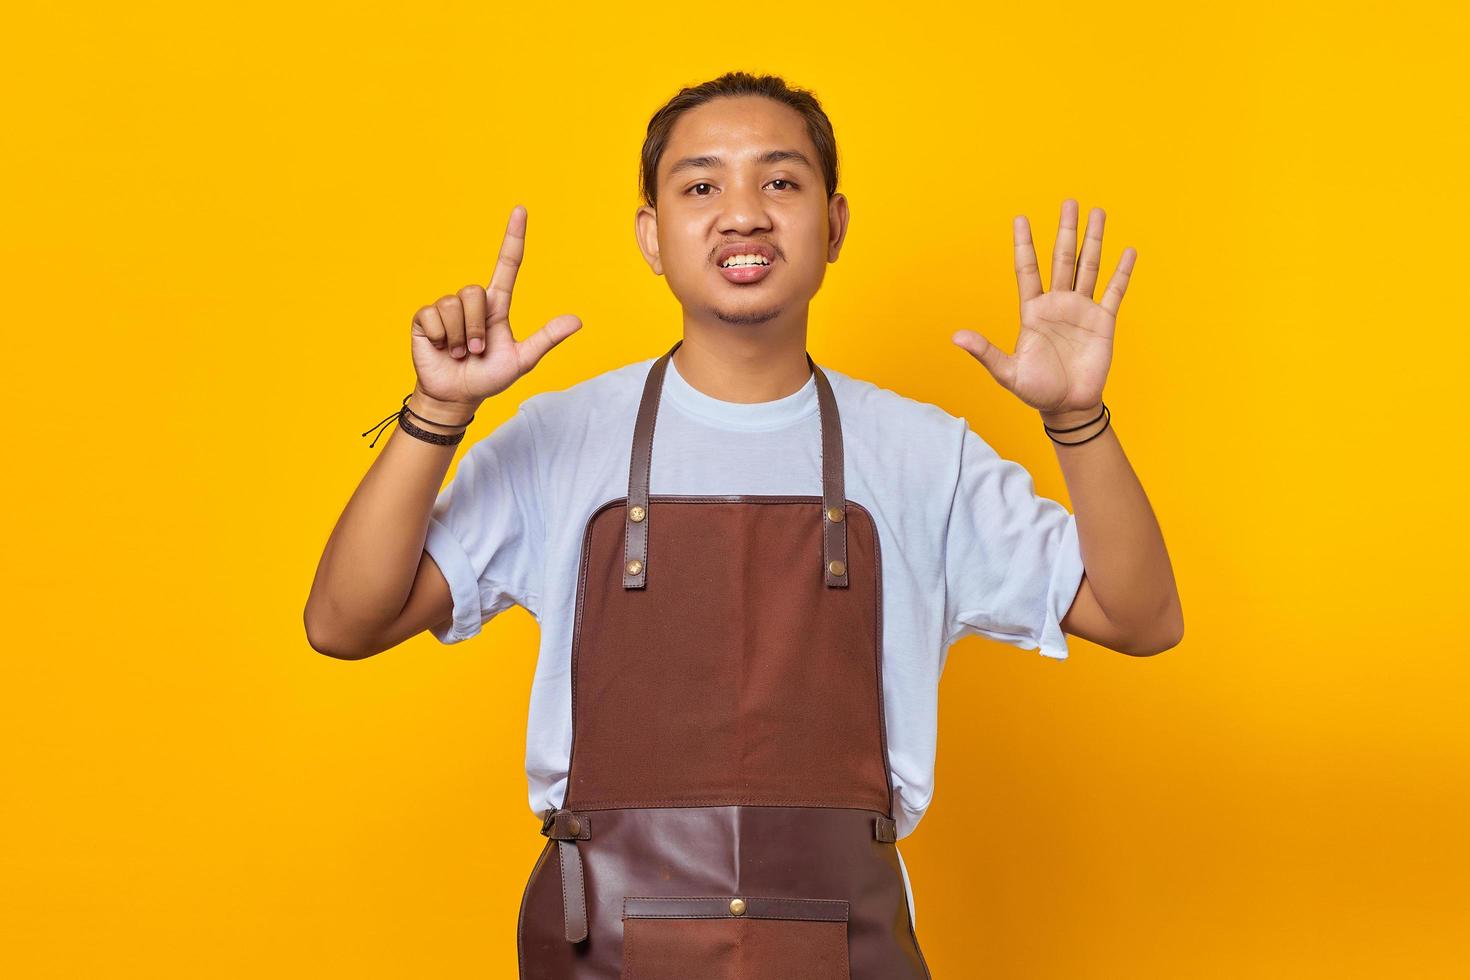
[673,316,813,404]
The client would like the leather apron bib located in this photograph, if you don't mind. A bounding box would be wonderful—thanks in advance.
[518,340,931,979]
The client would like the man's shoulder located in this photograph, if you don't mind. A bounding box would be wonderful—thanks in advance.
[821,363,967,444]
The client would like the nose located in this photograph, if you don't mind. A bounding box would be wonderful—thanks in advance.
[716,179,773,236]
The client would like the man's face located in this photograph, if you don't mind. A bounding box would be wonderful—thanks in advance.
[635,95,849,328]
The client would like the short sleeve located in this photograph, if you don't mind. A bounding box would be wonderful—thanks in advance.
[422,406,544,644]
[942,422,1086,660]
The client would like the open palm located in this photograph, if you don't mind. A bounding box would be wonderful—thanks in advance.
[953,199,1136,415]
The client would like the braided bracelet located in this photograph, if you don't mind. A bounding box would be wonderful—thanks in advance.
[362,392,475,448]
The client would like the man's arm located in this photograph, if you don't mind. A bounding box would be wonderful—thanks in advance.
[1043,404,1184,656]
[304,205,581,659]
[952,198,1182,657]
[303,388,479,660]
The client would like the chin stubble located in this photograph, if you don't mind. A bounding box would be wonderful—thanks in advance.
[712,304,783,325]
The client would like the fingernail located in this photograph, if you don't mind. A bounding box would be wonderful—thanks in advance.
[469,337,484,353]
[451,345,466,358]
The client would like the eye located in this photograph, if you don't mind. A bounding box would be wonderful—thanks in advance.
[685,178,799,197]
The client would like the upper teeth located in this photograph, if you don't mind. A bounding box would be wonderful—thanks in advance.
[722,253,770,267]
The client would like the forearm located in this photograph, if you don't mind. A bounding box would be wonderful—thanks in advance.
[1040,404,1183,645]
[303,387,481,654]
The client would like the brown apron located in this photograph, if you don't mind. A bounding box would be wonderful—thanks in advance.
[517,340,932,979]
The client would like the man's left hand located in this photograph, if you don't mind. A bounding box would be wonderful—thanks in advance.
[952,199,1136,425]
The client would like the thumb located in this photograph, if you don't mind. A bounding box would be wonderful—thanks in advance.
[952,329,1017,390]
[516,314,583,373]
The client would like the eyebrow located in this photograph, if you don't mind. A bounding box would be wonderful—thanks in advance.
[665,149,815,179]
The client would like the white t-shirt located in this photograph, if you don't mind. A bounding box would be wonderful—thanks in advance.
[423,352,1086,924]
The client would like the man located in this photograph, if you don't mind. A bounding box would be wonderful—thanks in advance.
[305,71,1182,978]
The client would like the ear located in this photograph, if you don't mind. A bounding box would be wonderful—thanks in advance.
[634,205,663,276]
[827,192,850,263]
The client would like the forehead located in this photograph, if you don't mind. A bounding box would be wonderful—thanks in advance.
[661,96,815,176]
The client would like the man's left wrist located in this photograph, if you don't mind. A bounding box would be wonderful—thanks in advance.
[1040,402,1105,430]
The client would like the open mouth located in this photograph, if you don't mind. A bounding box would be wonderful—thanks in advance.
[719,253,772,269]
[716,248,775,284]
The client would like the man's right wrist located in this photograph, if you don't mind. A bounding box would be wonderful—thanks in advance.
[409,386,483,430]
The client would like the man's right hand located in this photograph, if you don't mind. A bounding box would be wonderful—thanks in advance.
[410,205,583,412]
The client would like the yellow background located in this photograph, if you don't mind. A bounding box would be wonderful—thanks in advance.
[4,1,1466,976]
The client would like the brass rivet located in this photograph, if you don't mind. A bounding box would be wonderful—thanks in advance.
[828,559,846,576]
[629,505,646,522]
[567,816,581,835]
[826,506,844,523]
[626,559,643,575]
[729,898,746,916]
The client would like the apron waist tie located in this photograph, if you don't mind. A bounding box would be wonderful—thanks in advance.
[875,814,898,842]
[539,808,590,943]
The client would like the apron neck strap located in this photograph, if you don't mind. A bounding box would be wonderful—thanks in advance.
[622,338,850,590]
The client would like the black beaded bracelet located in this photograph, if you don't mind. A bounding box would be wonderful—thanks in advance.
[362,392,474,448]
[1043,402,1110,446]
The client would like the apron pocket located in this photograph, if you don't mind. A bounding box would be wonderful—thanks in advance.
[620,895,850,980]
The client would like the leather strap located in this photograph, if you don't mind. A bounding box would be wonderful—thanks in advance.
[624,339,849,590]
[874,815,898,843]
[809,358,849,588]
[540,809,591,943]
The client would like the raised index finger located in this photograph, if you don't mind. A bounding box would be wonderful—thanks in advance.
[488,204,528,321]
